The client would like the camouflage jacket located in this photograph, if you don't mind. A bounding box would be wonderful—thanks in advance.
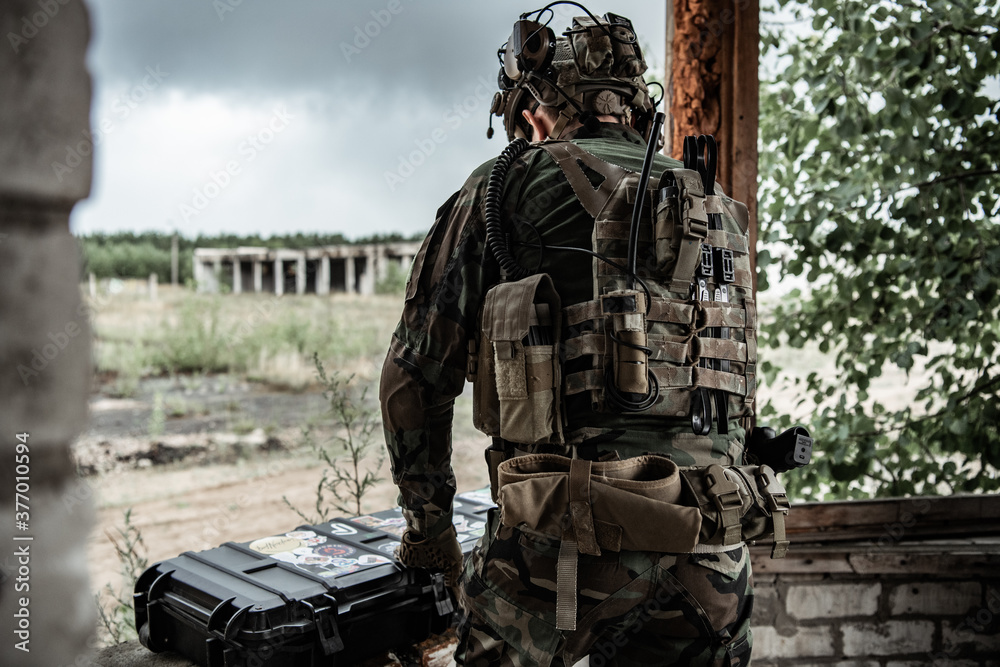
[380,123,746,539]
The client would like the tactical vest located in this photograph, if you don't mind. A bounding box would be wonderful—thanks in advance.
[470,141,757,446]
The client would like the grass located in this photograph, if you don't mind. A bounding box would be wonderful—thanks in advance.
[90,285,401,389]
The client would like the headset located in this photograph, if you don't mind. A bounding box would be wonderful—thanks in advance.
[488,2,655,142]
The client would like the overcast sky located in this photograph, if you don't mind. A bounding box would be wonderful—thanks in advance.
[72,0,667,240]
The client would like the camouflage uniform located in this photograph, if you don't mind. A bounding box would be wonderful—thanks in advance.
[380,123,754,666]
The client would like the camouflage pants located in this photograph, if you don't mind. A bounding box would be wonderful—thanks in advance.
[455,509,753,667]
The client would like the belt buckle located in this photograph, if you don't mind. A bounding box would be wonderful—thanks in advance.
[758,465,791,513]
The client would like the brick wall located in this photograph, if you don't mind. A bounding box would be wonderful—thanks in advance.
[749,495,1000,666]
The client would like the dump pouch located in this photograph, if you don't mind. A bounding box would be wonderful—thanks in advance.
[679,463,791,558]
[496,453,703,553]
[495,453,702,630]
[478,274,564,446]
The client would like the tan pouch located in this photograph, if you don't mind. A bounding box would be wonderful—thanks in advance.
[496,453,703,554]
[480,274,563,445]
[471,321,501,437]
[496,452,703,632]
[679,463,791,558]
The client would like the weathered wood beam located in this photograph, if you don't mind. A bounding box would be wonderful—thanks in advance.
[666,0,760,292]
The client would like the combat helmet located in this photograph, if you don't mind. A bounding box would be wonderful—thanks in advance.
[489,6,656,142]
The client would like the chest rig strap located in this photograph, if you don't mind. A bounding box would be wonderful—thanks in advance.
[537,141,631,218]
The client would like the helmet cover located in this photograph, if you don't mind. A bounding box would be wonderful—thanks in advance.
[491,11,654,142]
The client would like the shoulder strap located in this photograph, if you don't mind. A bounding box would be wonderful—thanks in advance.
[538,141,632,218]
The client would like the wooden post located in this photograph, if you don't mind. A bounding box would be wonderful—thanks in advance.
[667,0,760,292]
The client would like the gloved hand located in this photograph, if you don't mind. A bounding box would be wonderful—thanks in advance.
[395,524,464,590]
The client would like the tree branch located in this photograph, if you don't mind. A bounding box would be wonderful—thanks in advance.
[912,168,1000,190]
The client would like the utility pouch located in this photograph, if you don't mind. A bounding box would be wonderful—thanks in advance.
[479,274,564,446]
[601,289,649,395]
[666,169,710,293]
[679,463,791,559]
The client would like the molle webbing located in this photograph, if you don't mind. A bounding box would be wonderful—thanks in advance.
[562,297,757,407]
[596,221,749,254]
[532,141,757,421]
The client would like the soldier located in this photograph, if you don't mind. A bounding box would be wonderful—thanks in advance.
[381,6,769,665]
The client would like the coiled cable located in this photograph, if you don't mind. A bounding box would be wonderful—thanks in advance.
[485,138,533,280]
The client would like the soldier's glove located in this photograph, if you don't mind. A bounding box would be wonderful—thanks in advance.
[395,525,464,591]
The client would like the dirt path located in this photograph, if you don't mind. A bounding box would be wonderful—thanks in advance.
[85,391,491,599]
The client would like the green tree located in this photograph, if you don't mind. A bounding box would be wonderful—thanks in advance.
[758,0,1000,498]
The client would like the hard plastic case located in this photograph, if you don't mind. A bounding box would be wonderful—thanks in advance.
[134,489,495,666]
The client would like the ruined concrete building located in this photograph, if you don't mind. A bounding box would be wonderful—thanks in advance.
[192,242,421,295]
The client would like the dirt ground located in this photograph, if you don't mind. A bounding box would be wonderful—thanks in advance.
[81,374,491,612]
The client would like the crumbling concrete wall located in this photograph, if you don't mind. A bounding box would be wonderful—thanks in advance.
[0,1,97,665]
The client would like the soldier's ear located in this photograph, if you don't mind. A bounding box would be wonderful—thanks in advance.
[521,109,550,142]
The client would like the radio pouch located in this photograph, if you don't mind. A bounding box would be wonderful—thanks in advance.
[478,273,564,445]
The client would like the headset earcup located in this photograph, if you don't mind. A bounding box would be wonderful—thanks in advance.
[512,20,555,73]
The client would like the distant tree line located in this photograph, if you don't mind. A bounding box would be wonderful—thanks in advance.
[77,231,424,281]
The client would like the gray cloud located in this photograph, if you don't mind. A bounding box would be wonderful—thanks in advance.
[77,0,666,239]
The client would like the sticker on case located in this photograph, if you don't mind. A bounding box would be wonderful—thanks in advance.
[249,536,304,555]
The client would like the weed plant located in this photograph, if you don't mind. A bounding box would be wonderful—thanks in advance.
[95,509,147,646]
[284,354,385,522]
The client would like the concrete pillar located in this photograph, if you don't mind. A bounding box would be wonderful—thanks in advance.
[360,248,376,295]
[274,258,283,295]
[253,260,263,293]
[212,258,222,294]
[296,254,306,295]
[376,245,389,282]
[89,272,97,298]
[345,255,356,294]
[0,3,97,665]
[149,272,158,300]
[318,256,330,295]
[232,260,242,294]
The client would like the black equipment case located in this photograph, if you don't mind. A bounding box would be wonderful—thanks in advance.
[134,489,495,666]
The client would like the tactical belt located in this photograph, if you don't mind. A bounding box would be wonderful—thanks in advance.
[491,453,791,630]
